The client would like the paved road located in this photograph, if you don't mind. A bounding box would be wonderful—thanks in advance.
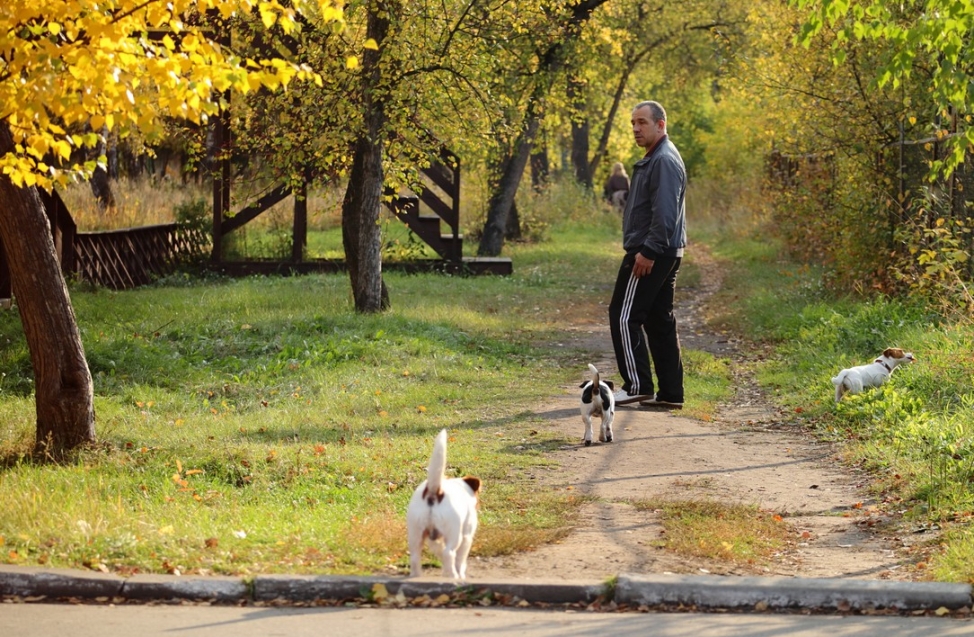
[2,603,971,636]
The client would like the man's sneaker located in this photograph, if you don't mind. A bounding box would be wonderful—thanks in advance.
[613,389,651,405]
[640,396,684,409]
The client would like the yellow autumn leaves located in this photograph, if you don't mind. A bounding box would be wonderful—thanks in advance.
[0,0,346,189]
[346,37,379,69]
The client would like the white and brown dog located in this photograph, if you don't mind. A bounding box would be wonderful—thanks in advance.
[406,429,481,581]
[832,347,916,402]
[580,363,615,446]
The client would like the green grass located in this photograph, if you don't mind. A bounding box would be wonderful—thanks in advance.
[23,175,974,584]
[0,203,730,577]
[695,219,974,584]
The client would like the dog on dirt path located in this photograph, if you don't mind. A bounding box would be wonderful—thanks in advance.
[406,429,481,581]
[831,347,916,402]
[580,363,615,446]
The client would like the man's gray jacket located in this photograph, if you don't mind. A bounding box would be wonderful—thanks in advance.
[622,134,686,261]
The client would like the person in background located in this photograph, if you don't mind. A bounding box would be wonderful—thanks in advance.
[608,100,686,410]
[603,162,630,212]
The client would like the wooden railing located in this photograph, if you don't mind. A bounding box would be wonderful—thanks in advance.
[386,146,463,261]
[0,188,209,298]
[73,224,209,289]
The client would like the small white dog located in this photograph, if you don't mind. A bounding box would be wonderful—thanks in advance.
[580,363,615,446]
[406,429,481,581]
[832,347,917,402]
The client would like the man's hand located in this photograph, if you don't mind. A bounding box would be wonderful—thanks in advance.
[633,253,654,278]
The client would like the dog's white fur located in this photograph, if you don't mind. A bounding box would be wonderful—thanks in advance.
[406,429,481,581]
[580,363,615,446]
[832,347,916,402]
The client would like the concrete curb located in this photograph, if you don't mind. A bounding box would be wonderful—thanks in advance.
[0,566,123,599]
[122,574,250,603]
[615,573,973,611]
[1,565,970,611]
[253,574,607,604]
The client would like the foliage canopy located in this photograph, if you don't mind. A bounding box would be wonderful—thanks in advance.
[0,0,344,189]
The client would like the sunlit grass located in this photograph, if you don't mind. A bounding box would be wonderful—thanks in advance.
[692,201,974,583]
[634,498,791,567]
[4,182,728,576]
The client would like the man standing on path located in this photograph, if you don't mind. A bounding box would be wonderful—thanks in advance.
[609,100,686,409]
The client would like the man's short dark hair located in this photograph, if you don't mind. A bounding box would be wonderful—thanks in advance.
[634,100,666,122]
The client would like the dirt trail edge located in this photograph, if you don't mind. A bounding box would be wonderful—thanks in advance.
[471,248,915,583]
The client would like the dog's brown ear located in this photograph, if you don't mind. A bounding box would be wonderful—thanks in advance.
[884,347,904,357]
[605,380,615,390]
[462,476,481,494]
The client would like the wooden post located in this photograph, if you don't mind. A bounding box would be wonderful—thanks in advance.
[211,104,231,263]
[210,10,231,264]
[0,236,10,305]
[292,180,308,263]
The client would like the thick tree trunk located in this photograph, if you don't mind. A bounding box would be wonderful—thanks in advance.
[0,121,95,457]
[505,200,522,241]
[89,167,115,210]
[342,134,389,313]
[571,118,592,187]
[341,0,391,313]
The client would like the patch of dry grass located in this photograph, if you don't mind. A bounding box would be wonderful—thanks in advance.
[57,179,205,230]
[474,493,589,558]
[56,178,346,233]
[634,498,791,567]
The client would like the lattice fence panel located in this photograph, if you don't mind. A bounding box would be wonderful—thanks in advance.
[73,224,209,290]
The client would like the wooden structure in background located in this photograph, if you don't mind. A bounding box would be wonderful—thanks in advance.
[0,187,208,297]
[0,15,511,302]
[207,124,512,276]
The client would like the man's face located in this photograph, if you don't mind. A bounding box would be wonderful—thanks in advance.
[632,105,664,150]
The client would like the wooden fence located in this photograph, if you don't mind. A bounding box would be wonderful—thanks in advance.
[0,189,209,298]
[73,224,209,289]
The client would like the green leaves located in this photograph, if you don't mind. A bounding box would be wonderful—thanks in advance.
[793,0,974,175]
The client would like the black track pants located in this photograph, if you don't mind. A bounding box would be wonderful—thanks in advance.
[608,253,684,401]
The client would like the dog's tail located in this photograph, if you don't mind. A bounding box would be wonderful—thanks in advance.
[831,372,847,402]
[588,363,601,388]
[424,429,448,503]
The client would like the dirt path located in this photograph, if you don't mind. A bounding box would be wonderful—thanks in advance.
[471,249,914,583]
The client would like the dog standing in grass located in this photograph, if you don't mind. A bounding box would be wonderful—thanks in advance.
[580,363,615,446]
[406,429,481,581]
[832,348,916,402]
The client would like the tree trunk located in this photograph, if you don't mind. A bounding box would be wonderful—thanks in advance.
[477,116,540,256]
[530,147,549,192]
[571,118,592,187]
[505,200,522,241]
[568,73,592,187]
[89,166,115,210]
[341,0,392,313]
[0,121,95,457]
[342,134,389,313]
[477,0,610,257]
[589,63,636,181]
[89,126,117,210]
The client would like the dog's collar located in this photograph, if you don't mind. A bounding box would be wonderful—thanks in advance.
[874,359,892,372]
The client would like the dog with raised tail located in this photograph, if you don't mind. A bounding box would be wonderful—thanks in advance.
[832,348,916,402]
[406,429,481,581]
[580,363,615,446]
